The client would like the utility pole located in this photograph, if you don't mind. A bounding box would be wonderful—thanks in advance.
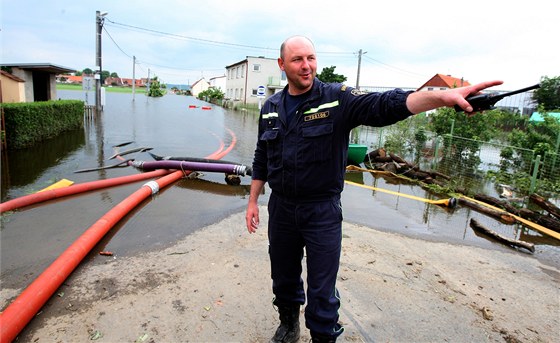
[147,68,151,96]
[356,49,367,90]
[132,56,136,101]
[95,10,108,112]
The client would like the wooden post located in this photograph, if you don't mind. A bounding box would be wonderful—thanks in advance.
[0,84,6,150]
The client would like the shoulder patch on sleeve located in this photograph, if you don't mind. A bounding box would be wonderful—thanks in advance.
[340,85,347,92]
[351,88,366,96]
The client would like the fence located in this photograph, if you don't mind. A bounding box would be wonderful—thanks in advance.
[353,124,560,199]
[84,105,95,119]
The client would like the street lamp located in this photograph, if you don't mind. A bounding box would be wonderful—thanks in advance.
[95,10,108,112]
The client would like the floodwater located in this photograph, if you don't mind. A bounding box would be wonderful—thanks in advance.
[1,91,559,292]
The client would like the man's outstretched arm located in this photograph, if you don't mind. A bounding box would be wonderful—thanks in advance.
[406,80,503,114]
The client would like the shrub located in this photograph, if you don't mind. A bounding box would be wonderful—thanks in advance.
[2,100,84,149]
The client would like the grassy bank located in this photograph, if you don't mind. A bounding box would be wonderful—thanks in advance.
[56,83,147,94]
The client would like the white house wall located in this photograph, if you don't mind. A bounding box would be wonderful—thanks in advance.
[226,56,285,105]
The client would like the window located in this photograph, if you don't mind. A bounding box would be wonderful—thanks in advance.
[281,71,286,81]
[253,64,261,72]
[241,65,245,78]
[252,88,258,96]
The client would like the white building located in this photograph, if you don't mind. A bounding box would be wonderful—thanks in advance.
[209,75,226,92]
[191,78,210,98]
[225,56,287,105]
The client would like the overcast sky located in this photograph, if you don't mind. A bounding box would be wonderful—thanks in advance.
[2,0,556,90]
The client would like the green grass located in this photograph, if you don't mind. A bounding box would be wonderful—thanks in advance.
[56,83,147,94]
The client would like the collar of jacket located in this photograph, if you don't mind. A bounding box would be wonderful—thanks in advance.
[268,77,323,109]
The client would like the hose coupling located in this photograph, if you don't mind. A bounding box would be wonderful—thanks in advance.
[143,181,160,194]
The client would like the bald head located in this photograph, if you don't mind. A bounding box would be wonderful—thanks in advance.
[280,36,315,60]
[277,35,317,95]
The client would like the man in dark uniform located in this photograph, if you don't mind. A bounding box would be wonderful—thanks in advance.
[245,35,502,343]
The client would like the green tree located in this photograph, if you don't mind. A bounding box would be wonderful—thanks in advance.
[147,76,165,97]
[75,70,82,76]
[495,112,560,194]
[317,66,347,83]
[110,72,119,78]
[82,68,93,75]
[198,87,224,102]
[533,76,560,111]
[101,70,110,80]
[508,110,560,153]
[429,107,499,141]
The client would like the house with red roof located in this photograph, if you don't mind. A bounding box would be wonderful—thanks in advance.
[416,74,470,91]
[57,74,84,84]
[104,77,147,87]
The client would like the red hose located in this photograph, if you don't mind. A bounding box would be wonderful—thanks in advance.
[0,170,170,213]
[0,129,235,342]
[0,135,228,213]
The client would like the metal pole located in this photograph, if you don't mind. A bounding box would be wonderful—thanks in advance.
[132,56,136,101]
[147,68,151,97]
[356,49,363,90]
[355,49,368,90]
[95,11,102,112]
[95,11,107,112]
[530,155,541,193]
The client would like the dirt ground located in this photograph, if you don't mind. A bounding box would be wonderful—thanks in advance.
[3,207,559,343]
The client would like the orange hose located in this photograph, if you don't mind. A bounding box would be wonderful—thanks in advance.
[0,130,235,342]
[0,170,171,213]
[0,133,229,213]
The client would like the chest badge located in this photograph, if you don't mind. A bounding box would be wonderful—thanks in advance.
[304,111,329,122]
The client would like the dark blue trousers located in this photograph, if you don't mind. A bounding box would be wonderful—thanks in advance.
[268,192,344,338]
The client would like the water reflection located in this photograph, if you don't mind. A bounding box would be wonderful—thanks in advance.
[176,177,251,197]
[1,128,85,200]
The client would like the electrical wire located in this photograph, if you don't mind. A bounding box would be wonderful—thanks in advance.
[362,55,429,78]
[102,16,426,85]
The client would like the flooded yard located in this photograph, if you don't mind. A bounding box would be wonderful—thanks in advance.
[1,90,558,293]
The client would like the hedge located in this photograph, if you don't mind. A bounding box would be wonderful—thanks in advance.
[1,100,84,149]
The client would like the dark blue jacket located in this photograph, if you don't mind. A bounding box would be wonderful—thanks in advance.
[252,78,413,200]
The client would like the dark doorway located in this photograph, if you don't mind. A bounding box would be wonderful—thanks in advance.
[32,71,50,101]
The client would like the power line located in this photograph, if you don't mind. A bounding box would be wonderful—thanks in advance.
[103,26,133,59]
[102,25,222,83]
[362,55,428,78]
[105,18,274,52]
[105,18,357,57]
[102,17,426,83]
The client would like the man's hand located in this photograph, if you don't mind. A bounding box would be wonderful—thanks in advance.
[447,80,504,114]
[246,179,265,234]
[246,202,259,233]
[406,80,503,114]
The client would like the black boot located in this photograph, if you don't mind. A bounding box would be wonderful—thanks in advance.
[310,331,337,343]
[270,305,300,343]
